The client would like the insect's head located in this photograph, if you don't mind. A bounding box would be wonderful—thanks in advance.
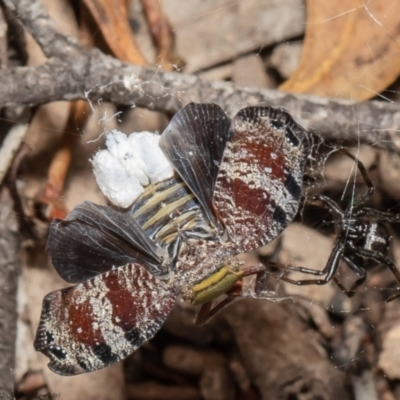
[176,238,244,305]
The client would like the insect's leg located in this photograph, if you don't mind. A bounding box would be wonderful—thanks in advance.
[254,268,269,296]
[240,261,285,298]
[195,296,236,325]
[195,301,212,325]
[194,270,266,325]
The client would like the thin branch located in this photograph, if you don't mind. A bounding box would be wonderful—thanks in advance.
[1,0,400,154]
[2,0,81,59]
[0,5,8,69]
[0,187,21,397]
[0,123,27,183]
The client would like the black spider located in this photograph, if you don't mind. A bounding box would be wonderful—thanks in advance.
[275,149,400,301]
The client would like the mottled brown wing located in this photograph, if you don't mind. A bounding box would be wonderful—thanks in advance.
[159,103,232,227]
[34,263,176,375]
[47,202,164,283]
[213,106,310,252]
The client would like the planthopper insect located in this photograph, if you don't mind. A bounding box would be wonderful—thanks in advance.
[34,103,311,375]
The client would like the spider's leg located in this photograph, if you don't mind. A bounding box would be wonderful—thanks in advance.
[307,194,344,234]
[386,292,400,302]
[260,256,334,277]
[350,245,400,283]
[349,244,400,302]
[271,238,346,286]
[310,194,344,217]
[333,255,367,297]
[354,207,400,223]
[338,149,374,207]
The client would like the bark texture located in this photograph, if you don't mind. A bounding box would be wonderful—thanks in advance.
[0,0,400,154]
[0,188,21,397]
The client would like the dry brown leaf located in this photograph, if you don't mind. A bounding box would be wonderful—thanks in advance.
[32,0,146,222]
[81,0,147,64]
[280,0,400,100]
[34,100,91,221]
[46,100,89,196]
[141,0,185,71]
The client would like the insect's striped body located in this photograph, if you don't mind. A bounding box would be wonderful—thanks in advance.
[130,177,239,297]
[131,177,216,248]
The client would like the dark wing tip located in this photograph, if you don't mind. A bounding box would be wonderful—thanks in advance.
[46,201,163,283]
[235,106,311,150]
[47,361,86,376]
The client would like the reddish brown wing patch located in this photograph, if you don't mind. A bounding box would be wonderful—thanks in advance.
[213,107,310,252]
[34,263,176,375]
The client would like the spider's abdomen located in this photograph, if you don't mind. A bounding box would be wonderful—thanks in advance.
[363,222,391,254]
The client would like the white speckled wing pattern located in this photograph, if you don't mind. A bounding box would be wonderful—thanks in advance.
[213,106,310,252]
[35,103,311,376]
[34,263,176,375]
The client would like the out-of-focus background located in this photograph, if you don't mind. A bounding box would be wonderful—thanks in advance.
[2,0,400,399]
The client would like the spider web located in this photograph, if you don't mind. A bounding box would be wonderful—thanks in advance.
[7,0,400,396]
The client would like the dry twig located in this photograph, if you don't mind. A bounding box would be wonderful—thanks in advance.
[0,187,21,397]
[0,0,399,154]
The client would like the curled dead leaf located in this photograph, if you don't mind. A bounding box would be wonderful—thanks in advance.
[81,0,147,64]
[280,0,400,101]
